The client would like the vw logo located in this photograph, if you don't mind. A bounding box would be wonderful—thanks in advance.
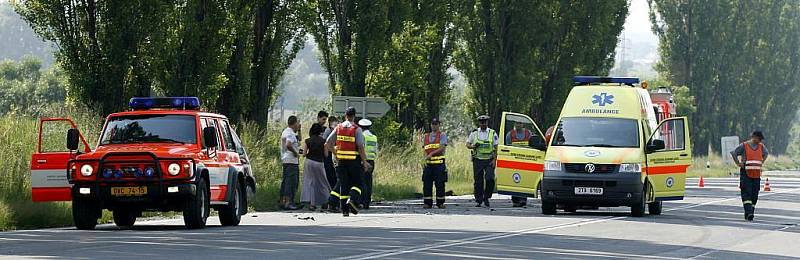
[584,150,601,157]
[512,172,522,183]
[666,177,674,188]
[585,163,596,173]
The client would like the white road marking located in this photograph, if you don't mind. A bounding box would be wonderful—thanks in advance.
[341,187,800,260]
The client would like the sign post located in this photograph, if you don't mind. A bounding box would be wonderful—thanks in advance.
[332,96,391,119]
[721,136,740,166]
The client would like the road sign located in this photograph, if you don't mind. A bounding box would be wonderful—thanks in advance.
[721,136,740,165]
[332,96,391,118]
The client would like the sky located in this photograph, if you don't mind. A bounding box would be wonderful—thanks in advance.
[624,0,659,45]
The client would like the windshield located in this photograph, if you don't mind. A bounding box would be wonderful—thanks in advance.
[99,115,197,145]
[551,117,639,148]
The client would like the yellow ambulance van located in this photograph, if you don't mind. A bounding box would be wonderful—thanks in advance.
[495,76,692,217]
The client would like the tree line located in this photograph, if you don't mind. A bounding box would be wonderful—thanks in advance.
[13,0,627,138]
[649,0,800,154]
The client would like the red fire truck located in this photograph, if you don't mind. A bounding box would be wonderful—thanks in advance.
[30,97,256,230]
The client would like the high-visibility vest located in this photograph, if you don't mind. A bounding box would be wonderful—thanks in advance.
[424,131,445,165]
[335,123,359,161]
[364,131,378,161]
[473,129,495,160]
[509,128,531,146]
[743,142,764,178]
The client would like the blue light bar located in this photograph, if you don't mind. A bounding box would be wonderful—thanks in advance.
[129,97,201,110]
[573,76,640,85]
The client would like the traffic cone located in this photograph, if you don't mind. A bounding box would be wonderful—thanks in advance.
[763,178,771,192]
[698,176,705,188]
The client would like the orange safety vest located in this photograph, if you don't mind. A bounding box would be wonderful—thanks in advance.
[509,128,531,146]
[424,132,445,165]
[743,142,764,178]
[335,123,359,161]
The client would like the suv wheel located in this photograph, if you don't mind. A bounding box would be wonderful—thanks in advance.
[73,198,99,230]
[219,181,244,226]
[113,209,137,227]
[184,178,210,229]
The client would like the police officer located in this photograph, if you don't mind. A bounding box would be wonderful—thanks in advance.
[325,107,370,216]
[466,115,498,207]
[359,118,378,209]
[422,118,448,209]
[731,131,769,221]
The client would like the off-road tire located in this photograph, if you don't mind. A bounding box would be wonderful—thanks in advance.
[184,178,210,229]
[113,209,137,227]
[72,198,99,230]
[219,181,244,226]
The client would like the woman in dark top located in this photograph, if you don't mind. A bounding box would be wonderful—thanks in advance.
[301,123,332,210]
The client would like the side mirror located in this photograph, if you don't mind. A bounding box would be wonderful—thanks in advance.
[67,128,80,151]
[646,139,665,153]
[203,127,218,148]
[529,137,547,151]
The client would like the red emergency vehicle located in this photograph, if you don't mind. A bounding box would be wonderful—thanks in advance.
[30,97,255,230]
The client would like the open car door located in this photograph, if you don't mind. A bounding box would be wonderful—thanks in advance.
[495,112,547,198]
[30,118,90,202]
[645,117,692,201]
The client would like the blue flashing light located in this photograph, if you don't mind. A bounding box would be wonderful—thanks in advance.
[573,76,640,86]
[144,167,155,177]
[103,168,113,178]
[133,168,143,178]
[113,170,123,179]
[129,97,201,110]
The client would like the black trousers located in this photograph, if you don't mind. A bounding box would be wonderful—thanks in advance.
[324,154,337,189]
[334,159,365,209]
[473,159,495,202]
[740,168,761,216]
[423,163,447,206]
[362,160,375,208]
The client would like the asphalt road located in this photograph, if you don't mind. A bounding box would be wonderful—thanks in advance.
[2,176,800,259]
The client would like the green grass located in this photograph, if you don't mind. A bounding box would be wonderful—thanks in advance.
[687,153,800,178]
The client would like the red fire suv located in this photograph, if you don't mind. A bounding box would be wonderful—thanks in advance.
[30,97,256,229]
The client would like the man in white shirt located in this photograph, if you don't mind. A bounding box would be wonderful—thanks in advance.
[279,116,302,210]
[466,115,498,207]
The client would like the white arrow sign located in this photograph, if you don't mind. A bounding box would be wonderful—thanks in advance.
[332,96,391,118]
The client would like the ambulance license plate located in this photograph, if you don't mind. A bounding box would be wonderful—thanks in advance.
[111,186,147,196]
[574,187,603,195]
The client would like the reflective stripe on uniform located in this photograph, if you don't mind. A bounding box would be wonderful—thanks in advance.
[351,186,362,194]
[745,160,762,164]
[330,191,342,198]
[423,196,433,199]
[424,143,441,150]
[743,200,753,205]
[744,166,761,170]
[337,135,356,142]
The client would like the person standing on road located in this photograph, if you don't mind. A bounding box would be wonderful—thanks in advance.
[359,119,378,210]
[323,116,340,211]
[731,131,769,221]
[301,123,332,211]
[422,118,448,209]
[280,116,302,210]
[325,107,370,216]
[466,115,498,208]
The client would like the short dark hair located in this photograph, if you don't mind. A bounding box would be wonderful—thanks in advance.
[287,115,298,126]
[310,123,323,136]
[317,111,329,118]
[328,116,338,123]
[752,131,765,140]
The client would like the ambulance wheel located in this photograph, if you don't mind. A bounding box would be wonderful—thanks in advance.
[72,198,99,230]
[648,201,663,215]
[113,209,137,227]
[630,187,646,217]
[541,199,557,215]
[219,180,244,226]
[184,178,210,229]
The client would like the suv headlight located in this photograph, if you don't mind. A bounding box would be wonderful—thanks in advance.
[544,160,562,171]
[619,163,642,173]
[167,163,181,176]
[80,164,94,176]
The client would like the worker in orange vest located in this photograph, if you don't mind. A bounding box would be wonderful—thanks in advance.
[325,107,371,217]
[730,131,769,221]
[422,118,448,209]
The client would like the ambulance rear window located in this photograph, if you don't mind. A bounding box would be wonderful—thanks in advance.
[99,115,197,145]
[552,117,639,148]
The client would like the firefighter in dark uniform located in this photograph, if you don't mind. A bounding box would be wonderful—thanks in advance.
[422,118,448,209]
[731,131,769,221]
[325,107,370,216]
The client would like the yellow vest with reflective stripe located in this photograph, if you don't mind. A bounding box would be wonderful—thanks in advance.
[473,129,495,160]
[364,132,378,161]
